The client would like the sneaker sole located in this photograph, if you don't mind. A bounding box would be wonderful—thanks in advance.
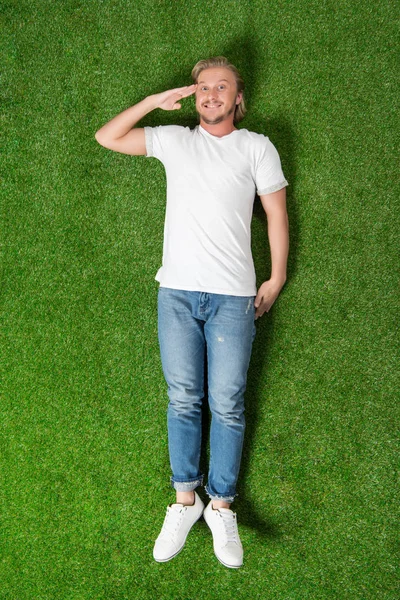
[214,553,243,569]
[153,545,185,563]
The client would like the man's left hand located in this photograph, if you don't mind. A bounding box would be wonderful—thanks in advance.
[254,279,285,319]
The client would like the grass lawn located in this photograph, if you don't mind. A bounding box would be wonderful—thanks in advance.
[1,1,398,598]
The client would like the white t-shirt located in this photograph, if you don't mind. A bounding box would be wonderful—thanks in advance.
[144,124,288,296]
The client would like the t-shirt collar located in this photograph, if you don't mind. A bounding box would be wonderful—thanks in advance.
[198,124,239,139]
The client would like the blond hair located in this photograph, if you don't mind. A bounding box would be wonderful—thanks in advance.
[191,56,246,123]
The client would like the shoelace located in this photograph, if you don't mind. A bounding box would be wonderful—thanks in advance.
[216,510,239,544]
[159,505,186,540]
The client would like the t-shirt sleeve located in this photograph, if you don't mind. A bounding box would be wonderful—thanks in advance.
[144,126,155,158]
[144,126,162,159]
[255,138,288,196]
[144,125,182,162]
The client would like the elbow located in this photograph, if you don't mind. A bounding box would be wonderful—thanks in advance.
[95,130,106,146]
[95,130,119,151]
[95,131,114,150]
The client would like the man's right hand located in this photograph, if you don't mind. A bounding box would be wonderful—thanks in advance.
[155,84,197,111]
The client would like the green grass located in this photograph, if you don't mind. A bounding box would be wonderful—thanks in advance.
[1,0,398,598]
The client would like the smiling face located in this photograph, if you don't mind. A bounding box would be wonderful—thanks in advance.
[195,67,243,126]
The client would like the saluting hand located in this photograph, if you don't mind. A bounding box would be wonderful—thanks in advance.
[155,84,197,111]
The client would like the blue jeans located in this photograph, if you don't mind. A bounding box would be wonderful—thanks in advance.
[158,287,256,503]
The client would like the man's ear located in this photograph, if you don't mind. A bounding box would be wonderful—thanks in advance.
[236,92,243,105]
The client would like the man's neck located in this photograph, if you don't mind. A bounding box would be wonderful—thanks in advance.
[199,118,236,138]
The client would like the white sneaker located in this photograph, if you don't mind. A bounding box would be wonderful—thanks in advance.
[153,491,204,562]
[203,502,243,568]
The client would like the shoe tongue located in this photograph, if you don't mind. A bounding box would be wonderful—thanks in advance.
[218,508,233,515]
[170,503,185,509]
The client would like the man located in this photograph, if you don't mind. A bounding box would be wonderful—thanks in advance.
[95,57,289,569]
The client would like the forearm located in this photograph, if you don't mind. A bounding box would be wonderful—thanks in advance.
[268,210,289,286]
[95,95,157,143]
[254,209,289,318]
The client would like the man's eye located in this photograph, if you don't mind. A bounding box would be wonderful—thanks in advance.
[201,87,208,91]
[218,85,226,90]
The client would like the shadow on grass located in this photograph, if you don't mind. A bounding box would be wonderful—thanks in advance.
[237,113,298,539]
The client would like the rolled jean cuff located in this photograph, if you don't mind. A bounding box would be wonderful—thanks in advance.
[171,475,204,492]
[205,485,237,504]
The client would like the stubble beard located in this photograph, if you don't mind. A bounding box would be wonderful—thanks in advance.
[198,100,236,125]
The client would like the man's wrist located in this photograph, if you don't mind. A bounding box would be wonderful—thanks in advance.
[142,94,159,113]
[269,274,286,289]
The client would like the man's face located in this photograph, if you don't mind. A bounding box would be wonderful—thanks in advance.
[195,67,242,125]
